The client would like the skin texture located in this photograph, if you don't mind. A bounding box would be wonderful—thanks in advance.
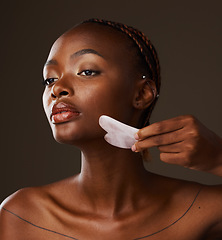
[0,23,222,240]
[132,115,222,176]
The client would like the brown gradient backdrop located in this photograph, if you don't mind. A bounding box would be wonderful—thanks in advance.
[0,0,222,202]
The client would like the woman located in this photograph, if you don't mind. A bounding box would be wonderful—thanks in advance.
[1,19,222,239]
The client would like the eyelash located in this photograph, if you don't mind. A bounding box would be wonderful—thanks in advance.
[42,78,57,86]
[77,69,100,76]
[42,70,100,86]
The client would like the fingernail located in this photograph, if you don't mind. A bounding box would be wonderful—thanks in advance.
[134,133,139,140]
[131,144,137,152]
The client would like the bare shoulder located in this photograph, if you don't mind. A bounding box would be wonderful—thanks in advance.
[0,187,49,239]
[198,184,222,238]
[163,176,222,215]
[0,186,48,214]
[198,184,222,217]
[0,175,78,214]
[201,184,222,200]
[0,176,79,239]
[173,179,222,239]
[156,175,222,238]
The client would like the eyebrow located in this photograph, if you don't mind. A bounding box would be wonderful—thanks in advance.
[44,48,104,67]
[71,48,104,59]
[44,59,58,67]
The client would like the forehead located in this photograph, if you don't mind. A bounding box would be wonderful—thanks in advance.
[48,23,135,62]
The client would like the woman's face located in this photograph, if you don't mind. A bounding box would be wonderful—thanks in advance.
[42,23,140,145]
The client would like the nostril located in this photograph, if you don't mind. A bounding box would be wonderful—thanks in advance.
[51,90,69,98]
[60,91,69,96]
[51,93,56,98]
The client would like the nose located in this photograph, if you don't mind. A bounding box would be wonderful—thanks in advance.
[51,78,74,99]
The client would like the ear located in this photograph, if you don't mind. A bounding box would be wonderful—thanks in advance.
[133,79,157,110]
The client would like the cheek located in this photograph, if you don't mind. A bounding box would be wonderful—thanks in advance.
[81,81,133,122]
[42,89,51,120]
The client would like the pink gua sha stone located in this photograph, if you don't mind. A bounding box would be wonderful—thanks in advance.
[99,115,139,149]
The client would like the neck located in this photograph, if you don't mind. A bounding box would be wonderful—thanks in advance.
[76,138,152,217]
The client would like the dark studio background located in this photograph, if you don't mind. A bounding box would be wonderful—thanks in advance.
[0,0,222,203]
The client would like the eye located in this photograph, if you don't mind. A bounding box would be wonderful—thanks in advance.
[77,70,100,76]
[42,78,58,86]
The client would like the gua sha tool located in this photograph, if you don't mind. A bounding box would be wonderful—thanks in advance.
[99,115,139,149]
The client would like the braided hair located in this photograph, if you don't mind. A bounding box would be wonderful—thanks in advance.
[82,18,161,127]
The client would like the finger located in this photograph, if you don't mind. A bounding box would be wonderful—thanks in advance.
[160,152,180,164]
[160,152,192,168]
[158,141,184,153]
[158,139,198,154]
[136,115,196,140]
[133,128,185,152]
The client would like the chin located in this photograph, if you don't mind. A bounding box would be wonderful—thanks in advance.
[52,128,81,146]
[53,135,74,145]
[50,122,103,146]
[50,122,80,144]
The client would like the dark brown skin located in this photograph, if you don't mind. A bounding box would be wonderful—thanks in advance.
[1,23,222,240]
[133,115,222,176]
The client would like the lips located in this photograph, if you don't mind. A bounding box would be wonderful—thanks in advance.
[51,102,80,124]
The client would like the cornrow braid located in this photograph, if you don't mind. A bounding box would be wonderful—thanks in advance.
[82,18,161,127]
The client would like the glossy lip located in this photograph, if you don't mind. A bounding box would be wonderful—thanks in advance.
[50,102,81,123]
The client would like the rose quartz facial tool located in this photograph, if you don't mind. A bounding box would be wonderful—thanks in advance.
[99,115,139,149]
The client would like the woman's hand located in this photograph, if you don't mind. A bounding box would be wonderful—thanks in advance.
[132,115,222,176]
